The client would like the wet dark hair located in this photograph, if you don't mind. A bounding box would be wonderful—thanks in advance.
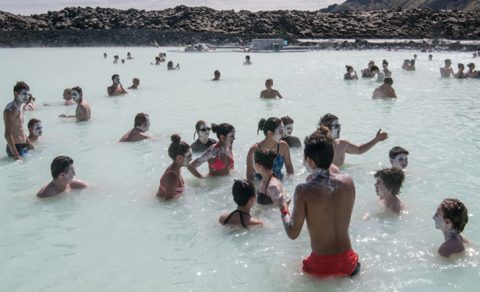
[345,65,353,71]
[245,55,250,60]
[13,81,29,94]
[384,78,393,85]
[71,86,82,96]
[168,134,190,160]
[389,146,409,159]
[318,113,338,129]
[410,59,415,65]
[281,116,294,125]
[374,168,405,196]
[134,113,148,127]
[258,117,282,136]
[211,123,234,139]
[370,65,379,72]
[440,198,468,233]
[193,120,207,139]
[111,74,119,81]
[51,155,73,179]
[382,59,388,65]
[232,179,255,207]
[28,118,41,130]
[167,61,173,68]
[254,148,277,170]
[303,126,335,169]
[458,63,465,69]
[214,70,220,75]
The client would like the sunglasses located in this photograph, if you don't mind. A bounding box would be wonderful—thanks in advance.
[199,127,211,132]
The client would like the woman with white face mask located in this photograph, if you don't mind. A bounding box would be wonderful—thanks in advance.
[156,134,192,200]
[191,120,217,153]
[27,118,42,143]
[246,117,294,182]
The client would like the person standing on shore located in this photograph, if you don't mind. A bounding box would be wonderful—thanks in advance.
[278,128,360,277]
[4,81,33,160]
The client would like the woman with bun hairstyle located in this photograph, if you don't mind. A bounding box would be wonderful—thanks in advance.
[254,148,289,205]
[191,120,217,153]
[246,117,294,182]
[188,123,235,178]
[156,134,192,200]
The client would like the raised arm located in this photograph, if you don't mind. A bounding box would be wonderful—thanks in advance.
[345,129,388,155]
[279,185,306,240]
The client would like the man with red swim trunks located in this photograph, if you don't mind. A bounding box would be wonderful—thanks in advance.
[278,127,360,277]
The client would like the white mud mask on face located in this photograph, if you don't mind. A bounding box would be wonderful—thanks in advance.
[330,120,341,139]
[391,154,408,169]
[284,124,293,137]
[273,125,284,142]
[33,122,43,136]
[226,131,235,146]
[71,91,81,102]
[17,90,29,104]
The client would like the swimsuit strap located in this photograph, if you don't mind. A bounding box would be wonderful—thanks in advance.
[263,174,274,194]
[276,142,280,154]
[223,210,251,228]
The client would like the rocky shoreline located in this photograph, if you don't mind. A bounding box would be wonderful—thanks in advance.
[0,6,479,48]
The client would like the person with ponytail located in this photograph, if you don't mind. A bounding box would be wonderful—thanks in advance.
[156,134,192,200]
[188,122,235,178]
[190,120,217,153]
[246,117,294,182]
[253,148,289,205]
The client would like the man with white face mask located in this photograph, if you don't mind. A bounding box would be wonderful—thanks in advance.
[37,155,87,198]
[389,146,409,170]
[59,86,91,122]
[319,113,388,167]
[374,168,405,214]
[27,118,43,143]
[4,81,34,160]
[107,74,127,96]
[280,116,302,148]
[119,113,151,142]
[433,198,469,257]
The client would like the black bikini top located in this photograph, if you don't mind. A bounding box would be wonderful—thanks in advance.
[223,209,251,228]
[257,174,274,205]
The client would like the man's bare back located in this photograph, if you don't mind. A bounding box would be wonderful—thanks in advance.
[75,102,91,122]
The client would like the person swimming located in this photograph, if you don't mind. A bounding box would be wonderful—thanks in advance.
[246,117,294,182]
[188,123,235,178]
[433,198,469,257]
[219,180,262,228]
[156,134,192,200]
[280,116,302,148]
[191,120,217,153]
[128,78,140,89]
[253,148,288,205]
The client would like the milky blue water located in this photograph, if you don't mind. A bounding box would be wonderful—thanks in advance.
[0,47,479,292]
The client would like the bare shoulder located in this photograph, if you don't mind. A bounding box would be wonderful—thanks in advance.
[70,179,87,189]
[279,140,290,151]
[37,182,56,198]
[218,213,227,224]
